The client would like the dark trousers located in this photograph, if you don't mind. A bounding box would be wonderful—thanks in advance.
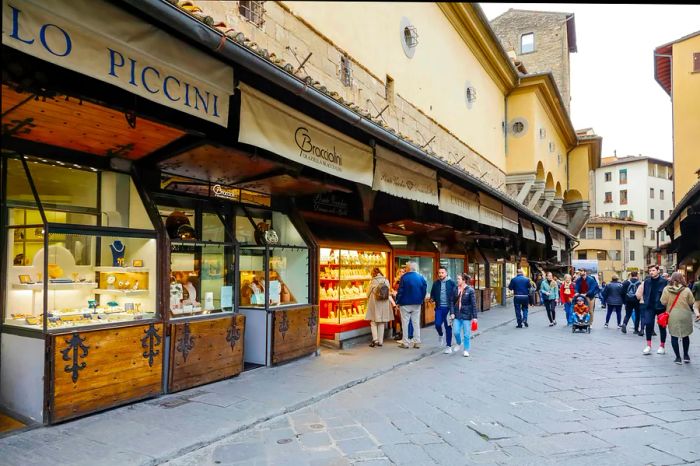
[643,305,667,342]
[514,296,529,325]
[671,336,690,359]
[623,301,640,332]
[434,305,452,346]
[544,299,556,323]
[605,304,622,325]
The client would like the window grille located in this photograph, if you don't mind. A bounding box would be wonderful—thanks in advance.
[239,1,265,28]
[340,54,353,87]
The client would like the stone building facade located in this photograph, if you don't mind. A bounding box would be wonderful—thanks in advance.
[489,9,576,114]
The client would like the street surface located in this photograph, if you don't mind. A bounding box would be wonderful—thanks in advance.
[166,306,700,466]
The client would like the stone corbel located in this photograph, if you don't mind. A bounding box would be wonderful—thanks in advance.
[526,180,545,210]
[537,189,556,215]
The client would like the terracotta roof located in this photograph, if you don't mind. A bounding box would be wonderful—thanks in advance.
[586,216,647,227]
[600,155,672,168]
[654,30,700,96]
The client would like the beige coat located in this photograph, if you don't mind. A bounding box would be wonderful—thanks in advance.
[365,276,394,323]
[660,285,695,338]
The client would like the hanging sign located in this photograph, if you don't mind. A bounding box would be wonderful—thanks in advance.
[2,0,233,126]
[438,178,479,221]
[373,146,439,205]
[238,83,373,186]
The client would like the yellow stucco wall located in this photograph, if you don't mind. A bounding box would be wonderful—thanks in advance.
[282,1,508,170]
[672,35,700,201]
[567,145,591,202]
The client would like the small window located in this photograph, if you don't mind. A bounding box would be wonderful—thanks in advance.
[403,25,419,48]
[619,210,628,218]
[620,190,628,205]
[340,54,352,87]
[596,227,603,239]
[512,121,525,134]
[650,209,654,220]
[465,86,477,104]
[630,230,636,240]
[619,169,627,184]
[604,192,612,203]
[539,128,546,139]
[660,231,665,242]
[549,142,555,153]
[596,250,607,261]
[695,53,700,72]
[579,229,587,239]
[239,1,265,28]
[660,210,665,221]
[521,33,534,54]
[616,229,621,240]
[578,251,588,260]
[610,250,621,261]
[650,188,654,198]
[650,230,656,240]
[660,189,664,200]
[630,250,636,261]
[604,172,612,182]
[648,165,656,177]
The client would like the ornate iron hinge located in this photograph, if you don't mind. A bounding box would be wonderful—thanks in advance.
[307,308,318,336]
[106,142,135,158]
[176,322,195,362]
[226,316,241,351]
[141,323,162,367]
[2,117,36,137]
[60,333,89,383]
[278,312,290,340]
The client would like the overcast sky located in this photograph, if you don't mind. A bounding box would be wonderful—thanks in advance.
[479,3,700,162]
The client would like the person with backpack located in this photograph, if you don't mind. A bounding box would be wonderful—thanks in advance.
[621,271,642,334]
[365,267,395,347]
[430,266,457,354]
[602,274,625,328]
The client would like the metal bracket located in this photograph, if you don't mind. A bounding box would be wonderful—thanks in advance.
[141,323,162,367]
[176,322,195,362]
[286,46,313,77]
[60,333,89,383]
[226,316,241,351]
[307,308,318,337]
[367,99,389,122]
[106,143,135,158]
[1,117,36,137]
[278,311,290,340]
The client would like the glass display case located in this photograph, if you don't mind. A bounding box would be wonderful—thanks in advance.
[490,262,503,305]
[4,156,158,331]
[318,248,388,325]
[439,256,465,281]
[394,254,435,290]
[505,262,517,298]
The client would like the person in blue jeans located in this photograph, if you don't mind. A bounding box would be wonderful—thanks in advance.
[508,268,531,328]
[450,273,477,357]
[602,274,625,328]
[430,267,457,354]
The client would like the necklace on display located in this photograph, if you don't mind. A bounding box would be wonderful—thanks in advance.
[111,241,125,252]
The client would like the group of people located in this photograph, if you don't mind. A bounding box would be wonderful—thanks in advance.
[364,262,478,357]
[508,265,700,364]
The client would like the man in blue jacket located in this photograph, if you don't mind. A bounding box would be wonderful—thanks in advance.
[430,267,457,353]
[396,261,428,349]
[575,269,600,324]
[508,269,531,328]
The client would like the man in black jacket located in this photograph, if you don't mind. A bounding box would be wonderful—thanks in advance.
[430,267,457,353]
[621,271,642,335]
[641,265,669,355]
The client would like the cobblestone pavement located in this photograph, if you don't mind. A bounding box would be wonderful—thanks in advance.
[166,306,700,466]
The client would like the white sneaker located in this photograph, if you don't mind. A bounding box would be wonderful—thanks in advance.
[463,351,470,357]
[443,347,452,354]
[657,347,666,355]
[643,345,651,355]
[438,335,445,347]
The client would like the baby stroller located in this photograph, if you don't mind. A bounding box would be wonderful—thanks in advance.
[572,294,592,334]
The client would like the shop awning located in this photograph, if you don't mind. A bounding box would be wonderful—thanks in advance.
[502,205,519,233]
[373,146,439,205]
[520,219,535,241]
[238,83,374,186]
[534,223,546,244]
[438,178,480,221]
[1,0,233,127]
[551,230,565,251]
[478,193,503,229]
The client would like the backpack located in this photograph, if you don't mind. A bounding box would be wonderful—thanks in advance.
[375,281,390,301]
[626,281,640,302]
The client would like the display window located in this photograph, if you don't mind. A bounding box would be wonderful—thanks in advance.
[468,262,486,289]
[505,263,516,298]
[490,263,504,305]
[439,257,465,281]
[4,155,158,331]
[319,248,388,325]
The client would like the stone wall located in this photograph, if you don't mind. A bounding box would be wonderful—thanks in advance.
[196,1,506,190]
[490,10,571,114]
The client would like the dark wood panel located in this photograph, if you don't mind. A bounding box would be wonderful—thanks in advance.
[168,314,245,393]
[271,306,319,365]
[50,323,164,423]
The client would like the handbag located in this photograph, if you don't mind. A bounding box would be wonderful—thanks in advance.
[658,293,680,328]
[471,319,478,332]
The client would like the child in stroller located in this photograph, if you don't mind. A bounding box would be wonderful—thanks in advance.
[572,294,591,333]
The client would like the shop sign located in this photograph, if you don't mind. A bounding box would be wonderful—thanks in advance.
[373,146,439,206]
[479,206,503,229]
[438,178,479,221]
[2,0,233,126]
[212,184,238,200]
[238,83,373,186]
[533,224,546,244]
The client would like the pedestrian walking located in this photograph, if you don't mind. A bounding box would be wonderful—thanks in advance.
[574,269,600,324]
[535,273,544,306]
[396,261,427,349]
[621,271,642,334]
[602,275,624,328]
[365,268,394,348]
[508,268,531,328]
[599,280,607,309]
[430,266,457,353]
[692,277,700,321]
[450,273,477,357]
[541,272,558,326]
[640,264,669,355]
[660,272,696,364]
[559,274,576,325]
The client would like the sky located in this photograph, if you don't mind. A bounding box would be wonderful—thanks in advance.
[478,3,700,162]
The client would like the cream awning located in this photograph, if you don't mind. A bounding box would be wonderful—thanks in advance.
[479,193,503,229]
[520,219,535,241]
[438,178,479,221]
[373,146,439,205]
[534,224,546,244]
[238,83,374,186]
[502,205,519,233]
[2,0,234,126]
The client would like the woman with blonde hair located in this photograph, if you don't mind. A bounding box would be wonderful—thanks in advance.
[366,267,395,347]
[660,272,696,364]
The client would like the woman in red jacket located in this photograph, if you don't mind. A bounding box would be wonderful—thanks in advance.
[560,273,576,325]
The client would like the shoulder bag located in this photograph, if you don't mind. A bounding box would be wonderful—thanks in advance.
[657,292,680,328]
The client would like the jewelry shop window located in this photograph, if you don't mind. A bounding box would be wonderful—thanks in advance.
[4,155,158,331]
